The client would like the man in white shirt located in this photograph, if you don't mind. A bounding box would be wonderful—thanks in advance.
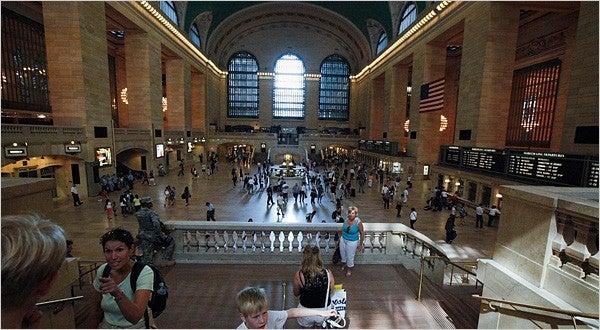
[70,184,83,206]
[206,202,216,221]
[475,204,484,228]
[409,208,417,229]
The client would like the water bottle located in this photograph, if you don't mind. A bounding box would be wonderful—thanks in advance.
[157,282,167,295]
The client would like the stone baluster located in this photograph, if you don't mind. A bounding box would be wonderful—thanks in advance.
[232,231,239,252]
[206,231,215,252]
[278,231,286,252]
[315,232,321,250]
[363,232,372,253]
[297,231,304,251]
[414,241,424,257]
[290,231,299,252]
[552,212,568,260]
[563,217,594,279]
[222,231,229,252]
[252,232,257,252]
[198,231,207,251]
[269,231,276,252]
[372,232,382,252]
[323,232,331,253]
[379,233,386,252]
[261,231,267,252]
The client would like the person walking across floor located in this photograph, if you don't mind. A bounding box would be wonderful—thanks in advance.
[206,202,216,221]
[487,205,499,227]
[293,245,336,328]
[135,198,175,266]
[182,186,191,206]
[409,207,417,229]
[71,183,83,206]
[340,206,364,277]
[475,204,484,228]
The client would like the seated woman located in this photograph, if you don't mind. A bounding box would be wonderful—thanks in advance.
[88,228,154,328]
[293,246,335,328]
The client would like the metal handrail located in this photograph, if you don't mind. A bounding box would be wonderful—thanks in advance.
[446,261,482,287]
[36,295,84,307]
[36,296,84,315]
[474,295,600,328]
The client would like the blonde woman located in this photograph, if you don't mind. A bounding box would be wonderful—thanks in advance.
[340,206,365,277]
[293,246,335,328]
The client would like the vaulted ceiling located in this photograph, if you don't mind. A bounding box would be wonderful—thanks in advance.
[176,1,410,74]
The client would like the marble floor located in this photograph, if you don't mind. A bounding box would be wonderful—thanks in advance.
[55,162,498,262]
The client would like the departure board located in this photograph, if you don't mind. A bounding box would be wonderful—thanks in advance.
[587,160,599,187]
[443,147,461,165]
[506,151,586,186]
[439,146,596,187]
[460,148,506,173]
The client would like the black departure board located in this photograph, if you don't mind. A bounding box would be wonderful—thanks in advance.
[587,160,599,187]
[507,151,586,186]
[439,146,596,187]
[444,147,461,165]
[460,148,506,173]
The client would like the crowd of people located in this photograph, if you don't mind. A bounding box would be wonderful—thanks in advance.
[5,151,502,328]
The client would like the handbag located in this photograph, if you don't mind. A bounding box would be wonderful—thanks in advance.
[330,285,347,319]
[322,272,346,329]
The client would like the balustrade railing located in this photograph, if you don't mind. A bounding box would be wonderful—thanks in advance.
[165,221,449,280]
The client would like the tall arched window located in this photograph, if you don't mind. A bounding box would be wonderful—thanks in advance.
[227,52,259,118]
[159,1,178,25]
[273,53,305,118]
[398,3,417,35]
[319,55,350,120]
[376,32,388,54]
[189,24,201,48]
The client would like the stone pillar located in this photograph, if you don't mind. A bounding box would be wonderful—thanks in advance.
[190,70,206,134]
[43,2,111,129]
[388,64,410,151]
[304,77,320,132]
[411,43,446,166]
[165,58,190,133]
[369,75,385,140]
[456,2,519,148]
[124,30,163,131]
[258,75,274,128]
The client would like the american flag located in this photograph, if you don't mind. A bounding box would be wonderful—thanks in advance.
[419,78,445,112]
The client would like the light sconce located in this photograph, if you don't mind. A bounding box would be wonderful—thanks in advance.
[162,97,168,112]
[440,115,448,131]
[179,137,185,144]
[200,137,206,143]
[455,181,461,186]
[444,178,451,183]
[496,193,503,199]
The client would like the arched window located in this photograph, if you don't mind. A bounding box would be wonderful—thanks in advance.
[273,53,305,118]
[376,32,388,54]
[398,3,417,35]
[227,52,259,118]
[319,55,350,120]
[189,24,201,48]
[159,1,178,25]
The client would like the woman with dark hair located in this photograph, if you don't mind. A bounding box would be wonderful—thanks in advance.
[88,228,154,328]
[293,246,335,328]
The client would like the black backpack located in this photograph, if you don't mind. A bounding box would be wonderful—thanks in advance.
[101,262,168,324]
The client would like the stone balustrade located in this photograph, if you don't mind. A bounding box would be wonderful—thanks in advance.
[165,221,449,282]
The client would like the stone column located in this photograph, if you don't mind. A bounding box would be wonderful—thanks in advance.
[190,70,206,134]
[411,43,446,166]
[369,76,385,140]
[124,30,163,131]
[165,58,190,133]
[388,64,410,151]
[456,2,519,148]
[43,2,111,129]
